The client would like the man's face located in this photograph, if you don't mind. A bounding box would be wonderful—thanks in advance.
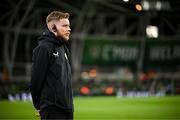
[55,18,71,41]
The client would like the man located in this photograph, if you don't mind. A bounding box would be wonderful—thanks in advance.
[30,11,73,120]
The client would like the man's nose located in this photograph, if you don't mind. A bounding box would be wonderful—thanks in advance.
[68,27,71,31]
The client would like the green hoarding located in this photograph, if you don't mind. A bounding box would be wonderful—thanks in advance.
[146,39,180,66]
[82,37,140,65]
[82,37,180,66]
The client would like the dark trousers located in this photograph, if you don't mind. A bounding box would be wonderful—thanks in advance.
[40,106,73,120]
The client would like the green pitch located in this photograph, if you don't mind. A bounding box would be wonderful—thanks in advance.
[0,96,180,120]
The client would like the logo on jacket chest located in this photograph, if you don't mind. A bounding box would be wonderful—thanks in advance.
[65,53,68,60]
[53,52,59,57]
[53,51,68,60]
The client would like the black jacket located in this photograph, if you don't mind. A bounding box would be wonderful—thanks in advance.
[30,28,73,112]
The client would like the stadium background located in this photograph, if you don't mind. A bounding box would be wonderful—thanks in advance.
[0,0,180,119]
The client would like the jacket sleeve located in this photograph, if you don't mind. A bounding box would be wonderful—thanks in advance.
[30,45,49,110]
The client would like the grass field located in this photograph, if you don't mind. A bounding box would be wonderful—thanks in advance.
[0,96,180,120]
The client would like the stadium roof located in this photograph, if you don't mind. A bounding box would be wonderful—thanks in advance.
[0,0,180,36]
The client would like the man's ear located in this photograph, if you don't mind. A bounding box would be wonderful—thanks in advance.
[48,23,57,36]
[47,22,57,35]
[52,24,57,32]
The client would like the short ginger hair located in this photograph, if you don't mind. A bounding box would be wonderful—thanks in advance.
[46,11,70,24]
